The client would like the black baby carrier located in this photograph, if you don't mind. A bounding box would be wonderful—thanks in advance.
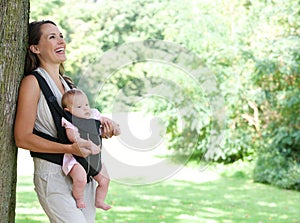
[30,71,102,181]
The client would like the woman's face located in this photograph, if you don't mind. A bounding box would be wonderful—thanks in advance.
[31,23,66,66]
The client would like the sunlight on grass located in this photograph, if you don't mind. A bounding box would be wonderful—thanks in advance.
[114,206,135,212]
[202,207,228,217]
[16,164,300,223]
[257,201,277,207]
[175,214,202,222]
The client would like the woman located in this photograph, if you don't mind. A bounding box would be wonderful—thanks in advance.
[14,20,113,222]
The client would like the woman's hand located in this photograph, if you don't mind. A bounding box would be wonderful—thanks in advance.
[100,117,121,138]
[71,138,101,157]
[90,142,101,155]
[100,117,115,138]
[71,139,94,158]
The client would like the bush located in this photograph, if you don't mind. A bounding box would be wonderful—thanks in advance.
[253,142,300,190]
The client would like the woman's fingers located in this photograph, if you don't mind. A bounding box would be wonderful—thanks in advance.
[72,139,93,157]
[90,142,101,155]
[101,121,114,138]
[101,117,120,138]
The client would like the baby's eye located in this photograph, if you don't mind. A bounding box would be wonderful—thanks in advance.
[49,35,55,39]
[60,34,64,38]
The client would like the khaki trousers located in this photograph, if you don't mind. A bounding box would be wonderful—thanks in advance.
[33,158,96,223]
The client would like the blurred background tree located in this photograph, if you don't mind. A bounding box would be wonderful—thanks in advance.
[30,0,300,190]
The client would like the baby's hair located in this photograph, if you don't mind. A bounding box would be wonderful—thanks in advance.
[62,89,86,109]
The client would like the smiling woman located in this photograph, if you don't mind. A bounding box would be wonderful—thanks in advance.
[14,20,101,223]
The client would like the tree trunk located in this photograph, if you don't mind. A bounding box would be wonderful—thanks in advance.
[0,0,29,222]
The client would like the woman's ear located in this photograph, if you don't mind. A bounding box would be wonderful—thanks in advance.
[64,107,70,112]
[29,45,40,54]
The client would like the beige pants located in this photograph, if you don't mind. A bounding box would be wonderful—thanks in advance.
[33,158,96,223]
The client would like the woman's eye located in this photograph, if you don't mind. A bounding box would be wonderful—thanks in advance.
[49,35,55,39]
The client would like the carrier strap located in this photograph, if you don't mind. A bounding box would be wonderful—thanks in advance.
[31,71,70,143]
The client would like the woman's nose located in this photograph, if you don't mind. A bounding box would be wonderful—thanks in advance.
[58,37,65,44]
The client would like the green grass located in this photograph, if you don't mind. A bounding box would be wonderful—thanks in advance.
[16,165,300,223]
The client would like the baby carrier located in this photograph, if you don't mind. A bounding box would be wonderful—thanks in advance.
[30,71,102,181]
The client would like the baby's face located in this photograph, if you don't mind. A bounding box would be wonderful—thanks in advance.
[68,94,91,119]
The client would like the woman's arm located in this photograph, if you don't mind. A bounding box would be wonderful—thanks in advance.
[14,75,91,157]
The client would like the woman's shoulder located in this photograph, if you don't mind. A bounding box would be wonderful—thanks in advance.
[20,74,39,88]
[17,74,41,104]
[22,68,50,91]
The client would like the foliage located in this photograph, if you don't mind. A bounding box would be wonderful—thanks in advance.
[253,143,300,190]
[29,0,300,188]
[248,0,300,190]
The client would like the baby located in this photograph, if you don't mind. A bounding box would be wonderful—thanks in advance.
[61,89,120,210]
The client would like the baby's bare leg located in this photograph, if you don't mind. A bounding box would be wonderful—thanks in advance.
[69,164,87,208]
[93,164,111,210]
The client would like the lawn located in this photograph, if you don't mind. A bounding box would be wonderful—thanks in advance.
[16,163,300,223]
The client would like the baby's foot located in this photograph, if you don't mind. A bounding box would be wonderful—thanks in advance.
[76,199,86,209]
[95,201,111,211]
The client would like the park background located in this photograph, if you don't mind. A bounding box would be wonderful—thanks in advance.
[16,0,299,222]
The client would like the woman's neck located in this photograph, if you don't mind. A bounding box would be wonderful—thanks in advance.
[40,64,65,94]
[40,64,61,79]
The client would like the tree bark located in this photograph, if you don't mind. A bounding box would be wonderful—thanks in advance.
[0,0,29,222]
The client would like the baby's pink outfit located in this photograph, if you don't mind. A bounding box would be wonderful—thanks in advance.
[61,109,102,175]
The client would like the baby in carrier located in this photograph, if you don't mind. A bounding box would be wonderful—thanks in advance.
[61,89,120,210]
